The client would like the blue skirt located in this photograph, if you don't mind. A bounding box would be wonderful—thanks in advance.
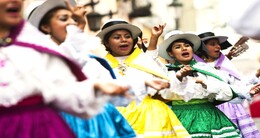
[60,103,136,138]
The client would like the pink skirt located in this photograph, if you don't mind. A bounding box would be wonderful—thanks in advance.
[0,96,76,138]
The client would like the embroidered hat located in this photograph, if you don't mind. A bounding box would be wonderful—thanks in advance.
[27,0,76,29]
[158,30,202,60]
[198,32,232,50]
[96,19,142,42]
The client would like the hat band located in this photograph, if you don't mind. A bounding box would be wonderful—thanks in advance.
[101,21,129,30]
[198,32,215,39]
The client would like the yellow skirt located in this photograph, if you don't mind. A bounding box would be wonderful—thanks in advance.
[117,96,190,138]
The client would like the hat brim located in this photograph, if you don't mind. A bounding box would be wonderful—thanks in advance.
[201,36,228,44]
[158,34,201,60]
[97,24,142,42]
[28,0,76,29]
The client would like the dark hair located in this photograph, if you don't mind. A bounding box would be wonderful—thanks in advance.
[195,38,218,59]
[203,38,219,45]
[39,6,68,34]
[103,29,136,54]
[166,39,194,52]
[195,44,208,59]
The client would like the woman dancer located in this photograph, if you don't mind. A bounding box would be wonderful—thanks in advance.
[97,19,190,138]
[0,0,131,138]
[158,31,242,137]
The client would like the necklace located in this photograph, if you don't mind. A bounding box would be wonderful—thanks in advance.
[118,63,128,75]
[0,37,12,46]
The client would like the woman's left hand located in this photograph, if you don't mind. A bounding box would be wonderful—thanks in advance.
[65,0,87,30]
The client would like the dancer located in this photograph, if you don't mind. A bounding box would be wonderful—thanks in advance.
[97,19,190,138]
[26,0,137,137]
[158,31,242,137]
[194,31,260,137]
[0,0,131,138]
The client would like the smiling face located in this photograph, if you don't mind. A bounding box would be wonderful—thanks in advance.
[105,29,134,57]
[40,8,76,45]
[204,38,221,62]
[0,0,23,35]
[167,40,193,65]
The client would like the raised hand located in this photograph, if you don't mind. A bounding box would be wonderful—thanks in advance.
[65,0,87,30]
[151,23,166,38]
[147,23,166,50]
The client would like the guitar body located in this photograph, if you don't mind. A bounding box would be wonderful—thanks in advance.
[226,36,249,59]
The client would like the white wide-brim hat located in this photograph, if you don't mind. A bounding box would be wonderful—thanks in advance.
[96,19,142,42]
[158,30,201,60]
[27,0,76,29]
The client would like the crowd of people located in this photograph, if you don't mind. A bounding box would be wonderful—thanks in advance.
[0,0,260,137]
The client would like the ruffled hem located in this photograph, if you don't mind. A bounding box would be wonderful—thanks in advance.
[171,102,241,137]
[117,96,190,138]
[61,103,136,138]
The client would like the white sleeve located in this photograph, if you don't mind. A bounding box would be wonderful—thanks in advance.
[0,47,107,118]
[161,71,233,102]
[205,76,233,101]
[146,49,158,59]
[228,76,252,103]
[59,25,102,67]
[146,49,168,73]
[35,54,108,118]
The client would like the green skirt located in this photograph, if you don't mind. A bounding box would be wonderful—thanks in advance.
[171,100,241,138]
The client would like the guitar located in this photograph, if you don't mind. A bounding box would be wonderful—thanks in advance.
[226,36,249,59]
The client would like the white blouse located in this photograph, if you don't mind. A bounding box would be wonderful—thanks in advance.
[112,56,160,104]
[208,60,252,103]
[0,22,107,118]
[160,63,234,102]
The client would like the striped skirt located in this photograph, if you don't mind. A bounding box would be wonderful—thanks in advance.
[171,100,241,138]
[217,102,260,137]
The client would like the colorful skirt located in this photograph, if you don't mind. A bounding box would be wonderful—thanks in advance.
[171,100,241,138]
[217,102,260,137]
[0,104,76,138]
[117,96,190,138]
[61,103,136,138]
